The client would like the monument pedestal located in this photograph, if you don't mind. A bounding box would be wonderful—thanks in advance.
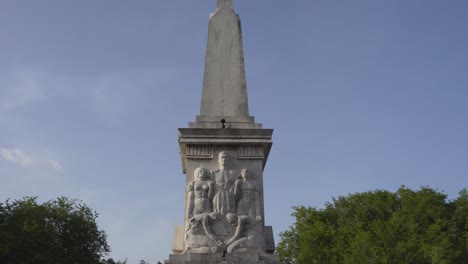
[174,128,274,252]
[166,252,281,264]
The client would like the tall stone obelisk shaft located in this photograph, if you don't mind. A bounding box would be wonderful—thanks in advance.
[201,0,248,117]
[217,0,233,9]
[191,0,261,129]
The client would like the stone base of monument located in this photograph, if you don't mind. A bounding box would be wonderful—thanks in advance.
[165,252,282,264]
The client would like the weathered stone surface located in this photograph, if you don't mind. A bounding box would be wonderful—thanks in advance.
[166,252,281,264]
[172,224,276,256]
[172,225,185,253]
[193,0,264,130]
[189,116,262,129]
[179,150,268,254]
[263,226,275,254]
[200,0,249,118]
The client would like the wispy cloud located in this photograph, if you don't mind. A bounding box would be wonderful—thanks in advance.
[0,146,63,173]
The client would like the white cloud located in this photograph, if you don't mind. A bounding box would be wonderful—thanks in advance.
[47,159,64,173]
[0,146,63,173]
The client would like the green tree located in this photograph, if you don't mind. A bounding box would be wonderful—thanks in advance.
[0,196,114,264]
[277,187,468,264]
[102,258,128,264]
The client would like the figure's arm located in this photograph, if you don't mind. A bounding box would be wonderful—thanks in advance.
[225,225,240,246]
[255,188,262,222]
[209,169,215,181]
[228,170,240,192]
[233,179,241,202]
[234,170,242,180]
[186,182,195,220]
[208,181,215,200]
[202,214,222,246]
[226,216,245,246]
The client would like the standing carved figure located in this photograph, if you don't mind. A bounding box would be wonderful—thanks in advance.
[211,151,236,215]
[187,167,214,220]
[233,169,262,222]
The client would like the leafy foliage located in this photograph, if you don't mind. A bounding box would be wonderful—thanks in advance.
[102,258,128,264]
[277,187,468,264]
[0,196,112,264]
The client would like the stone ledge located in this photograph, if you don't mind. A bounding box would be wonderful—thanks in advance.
[172,226,276,255]
[165,252,282,264]
[189,116,263,129]
[179,128,273,138]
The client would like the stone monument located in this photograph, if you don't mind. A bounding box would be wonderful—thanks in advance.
[166,1,281,263]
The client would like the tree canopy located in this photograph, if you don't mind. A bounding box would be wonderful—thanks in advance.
[0,196,112,264]
[277,187,468,264]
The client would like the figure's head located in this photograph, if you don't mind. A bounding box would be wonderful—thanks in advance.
[226,213,238,227]
[194,167,207,180]
[218,151,229,166]
[209,212,220,221]
[241,168,250,180]
[186,218,197,231]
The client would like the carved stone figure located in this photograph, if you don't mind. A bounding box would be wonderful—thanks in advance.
[225,213,265,253]
[186,167,214,220]
[184,167,221,253]
[234,169,262,222]
[183,212,223,253]
[211,151,236,215]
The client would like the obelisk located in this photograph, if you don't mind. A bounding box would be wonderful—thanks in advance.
[190,0,261,129]
[166,1,281,263]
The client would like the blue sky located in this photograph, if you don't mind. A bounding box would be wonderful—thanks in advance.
[1,0,467,263]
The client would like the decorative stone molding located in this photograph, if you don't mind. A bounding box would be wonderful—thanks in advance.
[238,145,264,159]
[186,145,213,158]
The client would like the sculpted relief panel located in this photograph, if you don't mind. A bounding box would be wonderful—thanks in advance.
[184,150,264,254]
